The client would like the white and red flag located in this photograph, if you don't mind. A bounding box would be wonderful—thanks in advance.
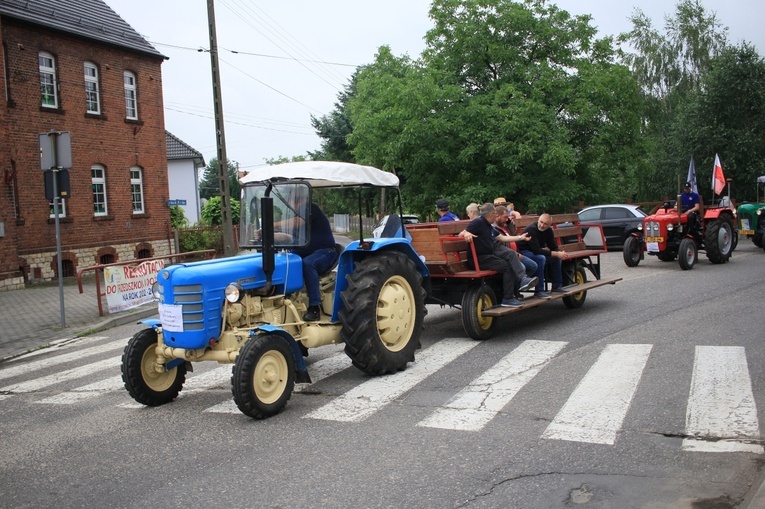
[712,154,726,195]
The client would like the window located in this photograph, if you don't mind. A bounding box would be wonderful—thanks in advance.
[84,62,100,114]
[578,208,601,221]
[124,71,137,119]
[130,166,144,214]
[49,198,66,218]
[39,52,58,108]
[604,207,631,220]
[91,164,108,216]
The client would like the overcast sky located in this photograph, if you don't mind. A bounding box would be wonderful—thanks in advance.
[104,0,764,172]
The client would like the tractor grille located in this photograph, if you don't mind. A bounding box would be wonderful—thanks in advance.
[167,284,205,331]
[644,221,661,237]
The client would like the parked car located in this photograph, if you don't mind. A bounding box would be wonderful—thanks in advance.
[577,204,648,250]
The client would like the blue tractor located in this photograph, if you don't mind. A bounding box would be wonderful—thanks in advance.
[121,162,428,419]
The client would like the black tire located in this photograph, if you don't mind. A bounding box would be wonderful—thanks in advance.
[678,238,697,270]
[232,334,295,419]
[461,284,497,341]
[562,263,587,309]
[657,251,676,262]
[623,236,641,267]
[753,231,763,248]
[340,251,426,375]
[704,217,734,264]
[121,328,186,406]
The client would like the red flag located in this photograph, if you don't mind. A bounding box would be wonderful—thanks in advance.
[712,154,726,195]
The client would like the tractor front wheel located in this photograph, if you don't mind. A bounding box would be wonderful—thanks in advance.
[340,251,426,375]
[623,236,642,267]
[461,284,497,340]
[232,334,295,419]
[121,328,187,406]
[678,238,698,270]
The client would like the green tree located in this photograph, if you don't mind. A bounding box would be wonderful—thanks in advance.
[309,72,358,162]
[347,0,646,213]
[169,205,188,229]
[618,0,729,199]
[201,196,240,226]
[199,157,241,201]
[672,44,765,201]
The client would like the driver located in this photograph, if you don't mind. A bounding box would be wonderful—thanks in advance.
[292,201,337,322]
[681,182,701,238]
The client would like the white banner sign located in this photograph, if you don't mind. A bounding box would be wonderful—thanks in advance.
[104,260,165,313]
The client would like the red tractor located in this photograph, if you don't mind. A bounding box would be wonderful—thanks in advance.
[623,198,737,270]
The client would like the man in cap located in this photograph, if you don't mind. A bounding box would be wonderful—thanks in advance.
[681,182,701,239]
[436,199,460,222]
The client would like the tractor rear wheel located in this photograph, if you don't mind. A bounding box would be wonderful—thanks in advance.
[232,333,295,419]
[705,217,734,264]
[623,236,641,267]
[340,251,426,375]
[678,238,697,270]
[121,328,187,406]
[461,284,497,340]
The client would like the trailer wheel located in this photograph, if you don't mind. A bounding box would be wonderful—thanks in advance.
[562,264,587,309]
[340,251,426,375]
[705,217,733,264]
[623,236,641,267]
[678,238,697,270]
[232,334,295,419]
[461,284,498,340]
[121,328,186,406]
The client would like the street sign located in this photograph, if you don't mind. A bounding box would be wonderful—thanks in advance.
[39,131,72,169]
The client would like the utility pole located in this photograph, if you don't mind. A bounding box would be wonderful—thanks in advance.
[207,0,235,256]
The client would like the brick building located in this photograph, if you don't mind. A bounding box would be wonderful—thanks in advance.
[0,0,172,290]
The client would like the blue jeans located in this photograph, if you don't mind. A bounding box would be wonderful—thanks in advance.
[519,254,538,278]
[519,251,563,291]
[302,248,339,306]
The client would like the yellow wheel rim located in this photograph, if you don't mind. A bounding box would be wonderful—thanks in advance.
[253,350,288,404]
[376,275,416,352]
[476,292,495,330]
[140,345,176,392]
[572,270,586,300]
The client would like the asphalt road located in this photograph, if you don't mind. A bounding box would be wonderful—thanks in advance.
[1,243,764,509]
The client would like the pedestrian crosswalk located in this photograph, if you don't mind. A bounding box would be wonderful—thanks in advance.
[1,336,762,453]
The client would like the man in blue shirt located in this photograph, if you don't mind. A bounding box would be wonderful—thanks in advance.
[681,181,701,238]
[436,199,460,221]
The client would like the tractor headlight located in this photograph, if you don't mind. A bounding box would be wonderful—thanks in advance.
[151,282,161,300]
[637,223,643,231]
[667,223,674,231]
[757,209,763,216]
[225,283,244,303]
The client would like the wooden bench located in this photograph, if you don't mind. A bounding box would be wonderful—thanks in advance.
[514,213,607,260]
[408,213,608,281]
[406,220,495,278]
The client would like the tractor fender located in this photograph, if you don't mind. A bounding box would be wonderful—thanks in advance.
[139,318,162,329]
[703,208,734,221]
[331,238,428,322]
[252,325,309,379]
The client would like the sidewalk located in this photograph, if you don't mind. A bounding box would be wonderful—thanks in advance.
[0,275,157,361]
